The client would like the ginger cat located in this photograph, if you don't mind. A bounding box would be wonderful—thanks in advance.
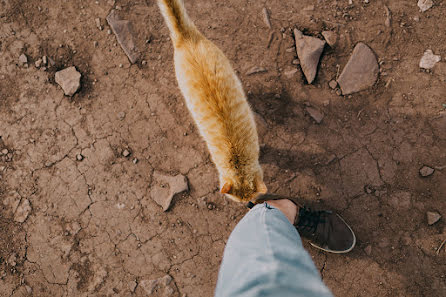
[157,0,267,202]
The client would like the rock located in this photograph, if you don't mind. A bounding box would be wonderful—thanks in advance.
[337,43,379,95]
[140,275,176,296]
[293,29,326,84]
[14,199,31,223]
[122,149,131,157]
[419,166,434,177]
[284,67,298,78]
[151,172,189,211]
[42,56,47,65]
[305,106,324,124]
[95,17,102,30]
[1,148,8,155]
[303,5,315,11]
[246,66,267,75]
[128,280,137,292]
[418,0,433,12]
[35,58,42,68]
[427,211,441,225]
[364,245,372,255]
[322,31,337,47]
[292,59,299,65]
[419,50,441,69]
[55,67,81,96]
[160,275,172,286]
[328,80,338,89]
[132,158,138,164]
[18,53,28,65]
[262,7,271,29]
[76,154,84,161]
[106,10,140,63]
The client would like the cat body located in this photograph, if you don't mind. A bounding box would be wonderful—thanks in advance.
[157,0,267,202]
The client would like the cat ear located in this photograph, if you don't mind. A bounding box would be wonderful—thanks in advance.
[220,182,232,194]
[256,180,268,194]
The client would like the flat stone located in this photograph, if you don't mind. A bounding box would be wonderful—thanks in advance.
[106,10,140,63]
[294,29,325,84]
[305,106,324,124]
[55,66,81,96]
[262,7,271,29]
[284,67,298,78]
[337,42,379,95]
[151,172,189,211]
[418,0,433,12]
[18,53,27,64]
[322,31,338,47]
[14,198,31,223]
[246,66,267,75]
[128,280,137,292]
[328,80,338,89]
[140,275,176,295]
[419,49,441,69]
[122,149,131,157]
[419,165,434,177]
[427,211,441,225]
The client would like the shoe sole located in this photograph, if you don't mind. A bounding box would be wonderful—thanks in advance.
[309,214,357,254]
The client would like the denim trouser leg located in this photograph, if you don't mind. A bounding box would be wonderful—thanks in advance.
[215,203,333,297]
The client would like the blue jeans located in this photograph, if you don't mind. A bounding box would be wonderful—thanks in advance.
[215,203,333,297]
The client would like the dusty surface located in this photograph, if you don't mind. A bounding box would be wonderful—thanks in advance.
[1,0,445,296]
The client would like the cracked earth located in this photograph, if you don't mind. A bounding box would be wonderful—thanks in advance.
[1,0,445,296]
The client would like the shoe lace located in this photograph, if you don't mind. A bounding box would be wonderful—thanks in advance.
[296,206,329,234]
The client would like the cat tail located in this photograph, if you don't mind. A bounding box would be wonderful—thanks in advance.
[157,0,201,46]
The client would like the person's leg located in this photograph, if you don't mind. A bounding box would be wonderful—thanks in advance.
[215,201,333,297]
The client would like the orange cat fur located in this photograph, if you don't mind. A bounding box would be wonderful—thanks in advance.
[157,0,267,202]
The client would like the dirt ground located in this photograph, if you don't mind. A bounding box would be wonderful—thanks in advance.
[1,0,445,296]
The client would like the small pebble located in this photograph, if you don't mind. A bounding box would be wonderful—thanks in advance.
[42,56,47,65]
[427,211,441,225]
[292,59,300,65]
[119,63,123,68]
[133,158,138,164]
[142,60,147,65]
[35,59,42,68]
[19,54,28,65]
[123,149,131,157]
[93,41,98,47]
[76,154,84,161]
[1,148,9,155]
[107,29,112,35]
[329,80,338,89]
[419,166,434,177]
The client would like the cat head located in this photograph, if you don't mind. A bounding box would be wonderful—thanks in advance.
[220,172,267,202]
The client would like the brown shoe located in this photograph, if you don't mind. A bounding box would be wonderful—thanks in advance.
[251,193,356,254]
[295,206,356,254]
